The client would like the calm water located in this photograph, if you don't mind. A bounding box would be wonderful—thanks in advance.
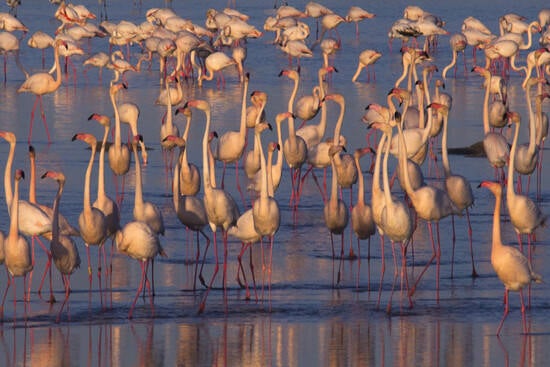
[1,0,550,365]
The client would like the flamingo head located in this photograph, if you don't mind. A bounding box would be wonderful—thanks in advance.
[41,170,66,185]
[15,169,24,181]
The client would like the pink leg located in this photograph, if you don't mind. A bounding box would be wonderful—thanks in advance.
[128,260,147,319]
[198,230,219,314]
[496,289,509,335]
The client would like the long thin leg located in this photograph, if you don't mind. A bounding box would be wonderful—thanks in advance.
[496,289,509,336]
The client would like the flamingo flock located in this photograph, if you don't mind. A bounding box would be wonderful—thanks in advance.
[0,1,548,334]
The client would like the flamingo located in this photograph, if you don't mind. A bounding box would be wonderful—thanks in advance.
[214,73,249,195]
[351,49,382,83]
[473,66,510,180]
[27,30,54,68]
[279,39,313,66]
[87,113,121,278]
[345,6,375,39]
[279,69,308,210]
[174,105,201,196]
[295,66,334,130]
[118,102,148,164]
[83,52,110,80]
[41,171,81,323]
[72,133,108,295]
[251,122,280,301]
[351,147,376,285]
[244,91,268,180]
[395,110,456,301]
[320,37,340,68]
[197,51,236,88]
[17,39,67,144]
[167,135,210,290]
[506,111,547,255]
[479,181,542,335]
[370,120,413,310]
[115,220,166,319]
[325,144,349,285]
[107,50,138,84]
[185,99,240,313]
[159,77,180,170]
[0,131,52,302]
[246,88,267,128]
[0,31,27,82]
[108,82,131,184]
[429,102,476,278]
[442,33,467,79]
[1,169,33,319]
[316,13,346,45]
[28,145,78,302]
[304,2,333,38]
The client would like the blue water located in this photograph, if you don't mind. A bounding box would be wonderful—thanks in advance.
[0,0,549,365]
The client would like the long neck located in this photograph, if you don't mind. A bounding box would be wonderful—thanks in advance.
[332,100,345,146]
[355,156,365,204]
[507,119,520,199]
[416,84,425,129]
[181,115,192,167]
[266,149,275,197]
[172,157,180,211]
[273,120,284,190]
[110,90,122,145]
[202,108,213,192]
[482,73,490,134]
[523,23,535,49]
[329,155,338,206]
[84,145,96,212]
[491,187,503,250]
[256,131,268,200]
[165,84,173,130]
[397,123,414,196]
[382,130,394,204]
[318,69,326,98]
[441,111,452,177]
[372,133,386,194]
[288,75,299,113]
[9,177,20,240]
[4,140,15,211]
[52,43,63,90]
[133,143,144,207]
[52,181,63,241]
[525,85,537,154]
[239,78,249,140]
[29,155,36,203]
[98,125,109,199]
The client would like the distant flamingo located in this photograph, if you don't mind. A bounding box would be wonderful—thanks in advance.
[83,51,109,80]
[351,147,376,285]
[72,133,107,297]
[244,91,268,180]
[174,105,201,196]
[1,169,33,320]
[197,51,236,88]
[159,77,180,171]
[295,66,334,130]
[351,49,382,82]
[506,111,547,255]
[345,6,375,38]
[479,181,542,335]
[41,171,81,323]
[185,99,240,313]
[0,31,28,82]
[429,102,476,278]
[27,30,54,68]
[279,69,308,210]
[167,135,210,291]
[115,220,166,319]
[17,39,67,144]
[442,33,467,79]
[118,102,148,164]
[325,144,349,285]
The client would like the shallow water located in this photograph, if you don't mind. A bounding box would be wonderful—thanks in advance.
[1,0,550,365]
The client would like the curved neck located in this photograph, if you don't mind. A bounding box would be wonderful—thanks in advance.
[273,120,284,189]
[202,107,213,192]
[4,140,15,211]
[382,130,394,204]
[181,115,192,166]
[172,157,180,211]
[397,122,414,196]
[288,75,299,113]
[525,86,537,153]
[256,131,269,200]
[329,154,338,206]
[318,69,327,98]
[239,78,249,140]
[52,43,63,90]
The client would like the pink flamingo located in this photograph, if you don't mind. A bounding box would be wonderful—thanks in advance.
[479,181,542,335]
[17,39,67,144]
